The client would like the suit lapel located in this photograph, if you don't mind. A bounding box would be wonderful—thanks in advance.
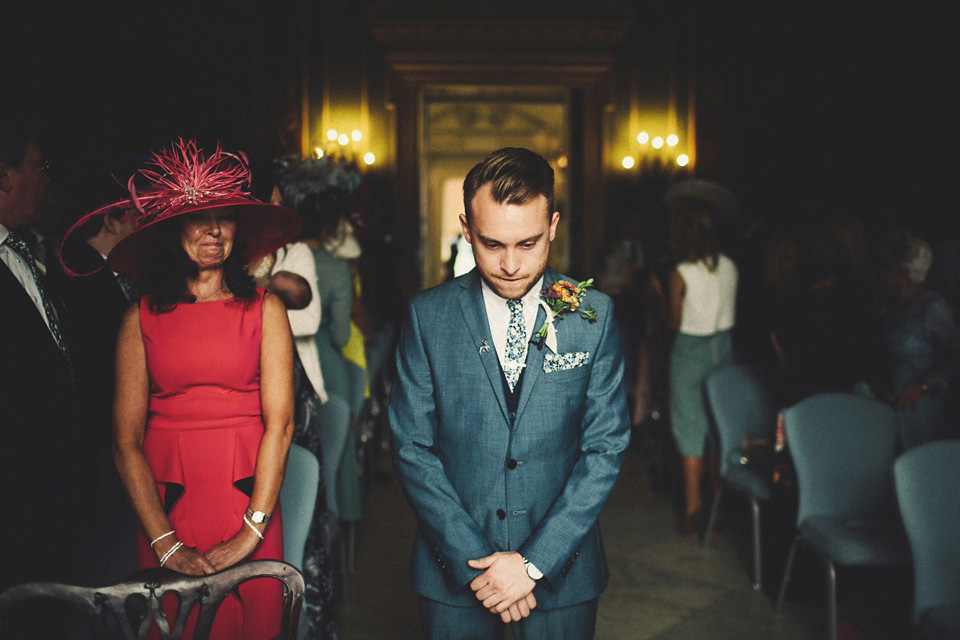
[0,260,62,355]
[513,267,565,425]
[457,272,510,424]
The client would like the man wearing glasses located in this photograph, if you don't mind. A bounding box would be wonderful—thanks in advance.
[1,124,85,593]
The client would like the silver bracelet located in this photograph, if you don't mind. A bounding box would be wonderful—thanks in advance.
[150,530,176,548]
[159,541,183,567]
[243,514,265,540]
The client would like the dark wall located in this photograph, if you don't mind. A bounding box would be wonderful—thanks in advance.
[4,1,957,241]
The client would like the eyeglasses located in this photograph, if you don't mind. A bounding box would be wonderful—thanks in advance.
[21,159,52,175]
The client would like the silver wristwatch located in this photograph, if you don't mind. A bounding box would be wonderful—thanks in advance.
[245,507,272,524]
[522,556,543,581]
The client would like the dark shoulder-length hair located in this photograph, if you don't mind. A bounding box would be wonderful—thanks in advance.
[136,216,257,314]
[668,199,721,270]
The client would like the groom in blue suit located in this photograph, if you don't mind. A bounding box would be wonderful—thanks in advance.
[389,148,630,638]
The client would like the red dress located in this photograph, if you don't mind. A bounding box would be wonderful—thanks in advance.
[137,289,283,639]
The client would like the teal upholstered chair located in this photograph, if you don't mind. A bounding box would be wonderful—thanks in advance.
[703,362,778,590]
[280,443,321,571]
[894,440,960,639]
[774,393,910,640]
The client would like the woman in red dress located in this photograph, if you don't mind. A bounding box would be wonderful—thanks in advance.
[110,141,302,638]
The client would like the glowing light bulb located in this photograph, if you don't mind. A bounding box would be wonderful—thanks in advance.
[637,132,649,144]
[326,129,338,141]
[314,147,324,159]
[676,154,689,167]
[351,130,363,142]
[337,134,349,146]
[666,134,679,147]
[363,152,375,165]
[652,136,664,149]
[622,156,636,169]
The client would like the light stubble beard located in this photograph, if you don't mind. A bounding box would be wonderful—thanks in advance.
[477,256,550,301]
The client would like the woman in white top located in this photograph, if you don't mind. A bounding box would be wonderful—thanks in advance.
[657,201,738,535]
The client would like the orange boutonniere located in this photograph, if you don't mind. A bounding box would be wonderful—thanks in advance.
[533,278,598,351]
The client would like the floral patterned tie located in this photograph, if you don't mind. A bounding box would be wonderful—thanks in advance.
[504,298,526,392]
[3,231,71,361]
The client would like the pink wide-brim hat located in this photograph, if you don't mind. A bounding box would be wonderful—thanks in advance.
[106,140,301,277]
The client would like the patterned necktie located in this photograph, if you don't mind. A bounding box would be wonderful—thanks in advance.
[504,298,526,392]
[4,231,71,359]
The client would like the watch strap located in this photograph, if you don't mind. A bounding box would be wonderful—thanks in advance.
[245,507,271,524]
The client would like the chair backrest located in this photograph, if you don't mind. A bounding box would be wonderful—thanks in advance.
[894,439,960,623]
[0,559,304,640]
[280,443,321,570]
[783,392,899,526]
[705,362,778,477]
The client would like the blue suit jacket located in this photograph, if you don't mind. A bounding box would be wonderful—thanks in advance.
[388,267,630,609]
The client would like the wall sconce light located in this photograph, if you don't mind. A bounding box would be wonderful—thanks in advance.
[624,130,691,172]
[316,125,375,167]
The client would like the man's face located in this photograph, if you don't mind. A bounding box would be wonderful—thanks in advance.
[460,182,559,300]
[0,142,48,229]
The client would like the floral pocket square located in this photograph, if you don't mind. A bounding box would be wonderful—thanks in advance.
[543,351,590,373]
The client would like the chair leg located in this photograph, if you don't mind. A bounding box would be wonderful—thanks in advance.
[825,558,838,640]
[751,497,762,591]
[702,486,723,549]
[339,532,350,604]
[775,534,800,615]
[348,521,357,575]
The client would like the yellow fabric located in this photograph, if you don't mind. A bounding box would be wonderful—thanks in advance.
[342,273,370,398]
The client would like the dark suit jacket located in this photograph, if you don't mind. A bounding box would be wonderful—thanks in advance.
[0,259,86,589]
[388,267,631,610]
[49,240,131,444]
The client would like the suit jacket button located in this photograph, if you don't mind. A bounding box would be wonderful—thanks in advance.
[496,509,506,520]
[507,459,517,470]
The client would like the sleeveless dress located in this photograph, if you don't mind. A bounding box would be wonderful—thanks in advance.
[136,289,284,639]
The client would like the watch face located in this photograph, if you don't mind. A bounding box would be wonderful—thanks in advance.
[525,561,543,581]
[252,510,266,523]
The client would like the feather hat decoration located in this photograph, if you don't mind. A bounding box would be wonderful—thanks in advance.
[274,155,361,212]
[107,139,302,277]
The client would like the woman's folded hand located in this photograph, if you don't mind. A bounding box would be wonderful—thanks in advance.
[205,529,261,571]
[164,545,217,575]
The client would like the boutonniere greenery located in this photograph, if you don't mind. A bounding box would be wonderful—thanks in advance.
[533,278,598,352]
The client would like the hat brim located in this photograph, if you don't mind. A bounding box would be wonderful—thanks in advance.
[106,197,302,278]
[59,200,132,277]
[664,179,739,221]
